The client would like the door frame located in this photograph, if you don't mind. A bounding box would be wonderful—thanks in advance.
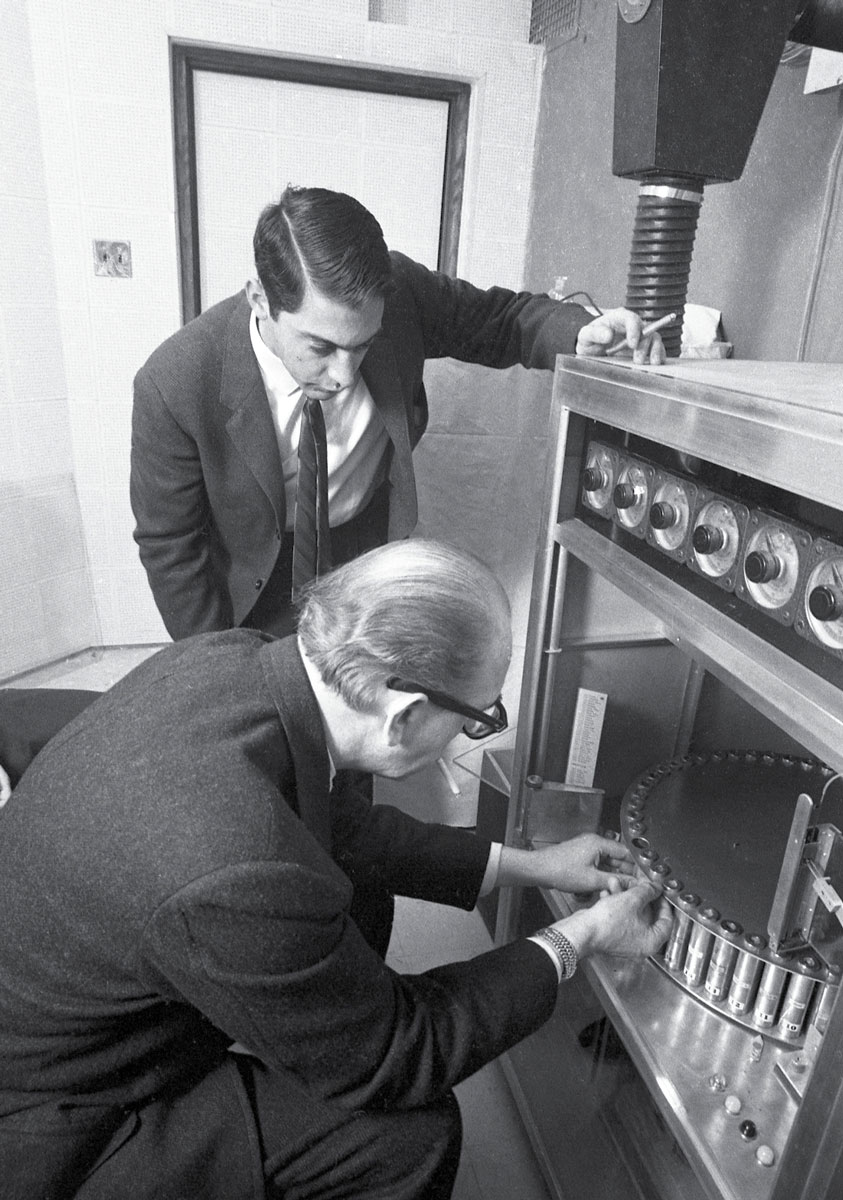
[171,39,471,322]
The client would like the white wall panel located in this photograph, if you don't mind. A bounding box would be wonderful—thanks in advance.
[194,71,448,309]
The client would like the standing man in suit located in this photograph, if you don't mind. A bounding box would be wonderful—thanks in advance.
[131,185,665,641]
[0,539,672,1200]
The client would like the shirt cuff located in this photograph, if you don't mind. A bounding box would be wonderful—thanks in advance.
[527,935,563,983]
[478,842,502,898]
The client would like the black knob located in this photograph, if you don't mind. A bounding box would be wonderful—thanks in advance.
[739,1120,758,1141]
[809,585,843,622]
[745,551,780,584]
[649,501,676,530]
[693,525,725,555]
[583,465,606,492]
[613,482,637,509]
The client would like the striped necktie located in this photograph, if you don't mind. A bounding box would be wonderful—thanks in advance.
[292,394,331,596]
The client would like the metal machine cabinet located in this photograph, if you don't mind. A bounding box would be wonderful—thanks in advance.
[494,356,843,1200]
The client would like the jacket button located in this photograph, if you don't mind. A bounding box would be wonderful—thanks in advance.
[255,578,263,589]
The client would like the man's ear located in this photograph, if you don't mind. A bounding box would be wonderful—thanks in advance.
[245,276,270,321]
[383,691,426,748]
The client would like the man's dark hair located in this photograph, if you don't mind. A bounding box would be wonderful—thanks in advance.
[253,186,392,316]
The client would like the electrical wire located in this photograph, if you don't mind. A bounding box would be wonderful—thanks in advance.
[819,771,842,808]
[558,291,603,313]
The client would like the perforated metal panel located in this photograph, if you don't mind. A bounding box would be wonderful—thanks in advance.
[529,0,580,45]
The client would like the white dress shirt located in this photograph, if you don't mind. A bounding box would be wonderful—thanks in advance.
[250,312,389,530]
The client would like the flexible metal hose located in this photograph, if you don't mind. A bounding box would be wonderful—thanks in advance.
[625,176,705,357]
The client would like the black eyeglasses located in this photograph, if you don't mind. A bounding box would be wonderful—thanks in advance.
[386,676,508,740]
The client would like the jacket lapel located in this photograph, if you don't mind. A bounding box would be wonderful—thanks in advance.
[260,637,333,852]
[220,295,286,525]
[362,338,418,537]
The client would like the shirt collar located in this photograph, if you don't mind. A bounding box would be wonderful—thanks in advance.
[298,639,338,787]
[249,310,301,399]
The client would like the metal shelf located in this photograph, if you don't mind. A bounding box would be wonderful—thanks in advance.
[555,517,843,778]
[499,359,843,1200]
[541,888,793,1200]
[555,358,843,512]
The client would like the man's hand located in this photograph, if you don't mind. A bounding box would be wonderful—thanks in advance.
[524,834,635,896]
[576,307,667,365]
[559,879,673,963]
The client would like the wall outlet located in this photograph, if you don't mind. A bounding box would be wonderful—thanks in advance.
[93,239,132,278]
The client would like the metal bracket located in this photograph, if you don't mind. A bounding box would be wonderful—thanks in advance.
[768,791,843,954]
[806,859,843,930]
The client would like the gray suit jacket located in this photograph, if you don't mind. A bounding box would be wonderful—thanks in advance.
[131,253,590,638]
[0,632,558,1198]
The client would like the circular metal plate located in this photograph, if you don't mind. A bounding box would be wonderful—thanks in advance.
[622,752,837,942]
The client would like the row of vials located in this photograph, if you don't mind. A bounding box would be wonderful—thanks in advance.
[661,892,840,1045]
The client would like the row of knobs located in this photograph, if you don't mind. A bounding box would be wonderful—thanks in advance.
[583,466,842,623]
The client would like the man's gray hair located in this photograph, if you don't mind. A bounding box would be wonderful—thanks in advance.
[297,540,511,711]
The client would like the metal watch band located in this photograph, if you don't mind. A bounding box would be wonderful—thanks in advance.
[535,927,578,981]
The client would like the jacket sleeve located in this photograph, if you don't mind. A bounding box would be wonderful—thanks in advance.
[389,251,592,370]
[137,861,559,1113]
[130,366,233,639]
[328,775,491,909]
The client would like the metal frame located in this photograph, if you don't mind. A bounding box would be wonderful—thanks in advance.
[497,354,843,1200]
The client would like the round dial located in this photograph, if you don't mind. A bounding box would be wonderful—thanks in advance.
[613,463,650,530]
[742,524,801,611]
[649,479,691,551]
[582,445,615,512]
[804,556,843,650]
[692,500,741,578]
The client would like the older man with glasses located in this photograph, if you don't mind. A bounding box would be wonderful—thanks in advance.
[0,539,670,1200]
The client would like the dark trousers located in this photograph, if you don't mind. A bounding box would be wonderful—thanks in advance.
[1,1051,461,1200]
[1,1056,462,1200]
[241,1057,462,1200]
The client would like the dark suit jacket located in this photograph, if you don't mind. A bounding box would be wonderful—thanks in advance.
[0,632,558,1198]
[131,253,590,639]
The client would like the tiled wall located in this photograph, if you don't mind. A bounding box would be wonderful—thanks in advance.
[16,0,546,675]
[194,75,449,306]
[0,0,99,679]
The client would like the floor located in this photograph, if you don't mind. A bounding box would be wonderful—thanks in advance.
[4,646,551,1200]
[375,760,551,1200]
[2,644,166,691]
